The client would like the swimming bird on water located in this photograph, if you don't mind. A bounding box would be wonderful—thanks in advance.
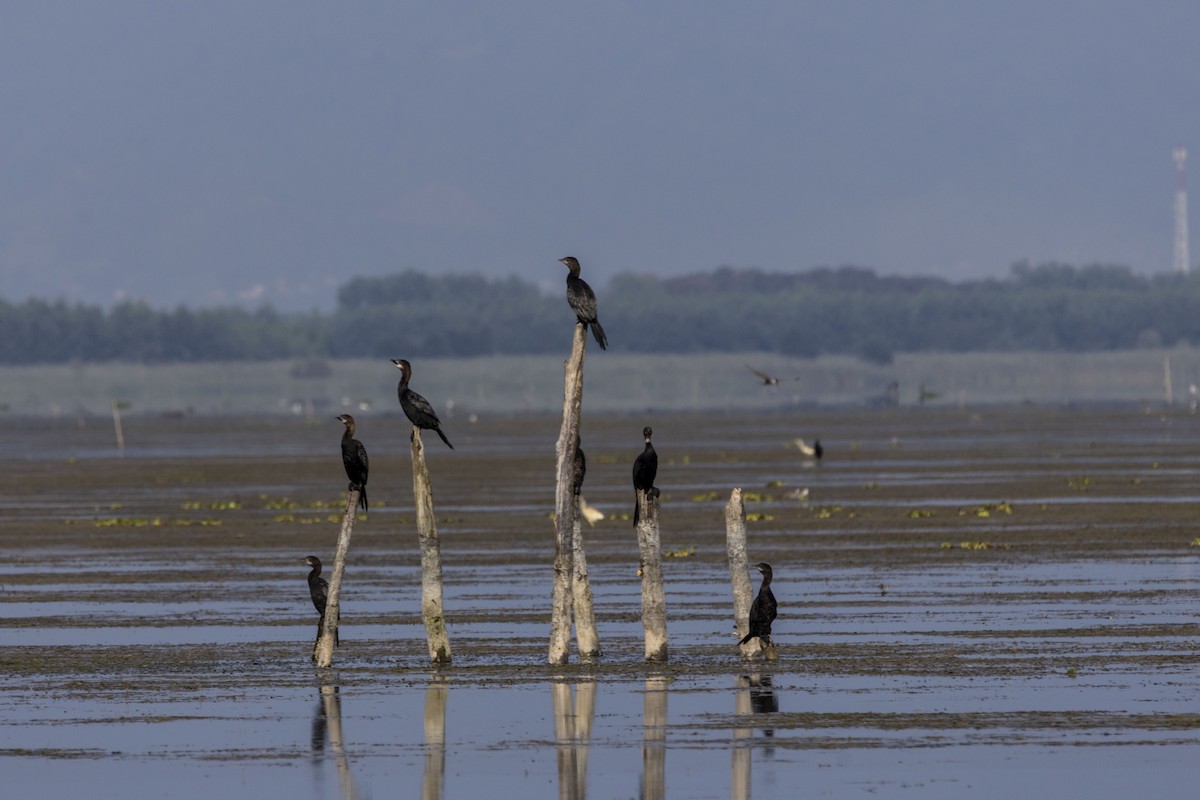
[336,414,369,513]
[739,562,777,647]
[560,256,608,350]
[631,426,659,527]
[304,555,339,646]
[392,358,454,449]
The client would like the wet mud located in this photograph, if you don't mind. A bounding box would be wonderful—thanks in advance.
[1,407,1198,797]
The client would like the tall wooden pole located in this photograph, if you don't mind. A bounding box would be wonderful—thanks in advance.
[725,488,765,657]
[314,489,358,667]
[571,507,601,658]
[636,490,668,662]
[412,428,451,664]
[550,323,592,663]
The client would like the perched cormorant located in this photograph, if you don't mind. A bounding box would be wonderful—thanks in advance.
[631,426,659,527]
[813,439,823,460]
[560,256,608,350]
[739,562,777,647]
[392,358,454,449]
[572,445,587,497]
[336,414,369,513]
[304,555,339,646]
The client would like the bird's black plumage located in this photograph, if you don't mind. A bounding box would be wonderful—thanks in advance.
[631,426,659,526]
[739,562,777,647]
[304,555,338,646]
[560,256,608,350]
[572,445,587,497]
[813,439,823,460]
[392,358,454,449]
[336,414,369,513]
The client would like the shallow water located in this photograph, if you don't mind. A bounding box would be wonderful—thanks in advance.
[1,407,1199,798]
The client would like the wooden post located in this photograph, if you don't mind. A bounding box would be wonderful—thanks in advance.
[111,402,125,455]
[314,490,358,667]
[725,488,761,657]
[636,490,668,662]
[412,428,451,664]
[571,509,601,658]
[422,676,448,800]
[550,323,588,664]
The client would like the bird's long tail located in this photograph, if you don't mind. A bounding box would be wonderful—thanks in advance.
[632,493,640,527]
[590,320,608,350]
[738,632,757,646]
[358,485,368,514]
[435,427,454,450]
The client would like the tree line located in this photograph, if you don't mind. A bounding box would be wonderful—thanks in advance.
[4,261,1200,365]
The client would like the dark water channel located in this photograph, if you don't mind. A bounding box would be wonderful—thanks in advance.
[1,407,1198,798]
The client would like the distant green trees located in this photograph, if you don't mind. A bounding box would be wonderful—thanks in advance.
[3,262,1200,364]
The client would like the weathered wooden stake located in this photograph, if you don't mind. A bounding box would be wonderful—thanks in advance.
[314,489,359,667]
[111,402,125,455]
[571,508,601,658]
[551,323,600,663]
[412,428,452,664]
[725,488,761,657]
[636,490,668,661]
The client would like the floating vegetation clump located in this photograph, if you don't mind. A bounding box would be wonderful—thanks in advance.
[745,512,775,522]
[91,517,222,528]
[907,509,935,519]
[663,546,696,558]
[960,502,1013,518]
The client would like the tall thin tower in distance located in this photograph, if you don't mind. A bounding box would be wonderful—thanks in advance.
[1174,147,1190,274]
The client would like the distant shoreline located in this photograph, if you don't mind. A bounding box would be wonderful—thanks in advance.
[0,349,1195,418]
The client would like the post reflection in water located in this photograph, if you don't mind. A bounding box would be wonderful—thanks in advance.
[552,679,596,800]
[423,675,449,800]
[313,683,359,800]
[641,675,668,800]
[733,673,780,800]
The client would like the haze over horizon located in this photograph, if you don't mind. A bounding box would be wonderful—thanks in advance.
[4,1,1200,311]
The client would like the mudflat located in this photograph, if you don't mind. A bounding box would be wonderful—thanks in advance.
[1,407,1197,798]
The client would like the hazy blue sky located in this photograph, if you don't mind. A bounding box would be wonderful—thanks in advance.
[4,1,1200,309]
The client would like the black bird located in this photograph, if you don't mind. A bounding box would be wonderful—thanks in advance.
[336,414,369,513]
[739,562,777,647]
[572,445,587,497]
[560,256,608,350]
[304,555,339,646]
[813,439,824,460]
[392,358,454,449]
[631,426,659,527]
